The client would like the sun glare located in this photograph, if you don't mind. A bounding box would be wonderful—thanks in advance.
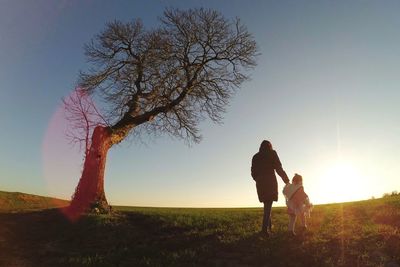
[312,160,369,204]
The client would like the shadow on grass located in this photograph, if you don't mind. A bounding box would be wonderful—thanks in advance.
[1,207,399,267]
[0,209,222,267]
[0,209,341,267]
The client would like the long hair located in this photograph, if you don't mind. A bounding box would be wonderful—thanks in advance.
[259,140,273,153]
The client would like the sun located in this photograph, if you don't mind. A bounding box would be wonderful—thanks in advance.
[312,160,368,204]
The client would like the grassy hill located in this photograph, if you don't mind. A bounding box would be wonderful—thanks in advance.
[0,192,399,267]
[0,191,69,212]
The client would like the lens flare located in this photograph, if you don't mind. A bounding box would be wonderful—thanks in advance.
[42,92,89,221]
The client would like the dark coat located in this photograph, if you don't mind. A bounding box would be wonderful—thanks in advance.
[251,150,289,202]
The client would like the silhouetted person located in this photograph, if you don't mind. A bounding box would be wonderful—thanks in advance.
[283,173,313,236]
[251,140,289,237]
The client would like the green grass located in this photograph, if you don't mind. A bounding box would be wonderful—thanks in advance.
[0,192,399,267]
[0,191,69,212]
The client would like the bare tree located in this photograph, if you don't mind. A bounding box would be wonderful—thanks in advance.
[63,88,107,159]
[66,8,258,217]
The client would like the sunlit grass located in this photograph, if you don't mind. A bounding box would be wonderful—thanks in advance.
[0,193,399,266]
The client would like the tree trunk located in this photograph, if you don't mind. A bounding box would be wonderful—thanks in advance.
[67,126,112,219]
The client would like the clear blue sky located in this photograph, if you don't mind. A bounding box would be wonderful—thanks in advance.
[1,0,399,207]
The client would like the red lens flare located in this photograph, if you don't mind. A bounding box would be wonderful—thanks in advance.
[42,89,102,222]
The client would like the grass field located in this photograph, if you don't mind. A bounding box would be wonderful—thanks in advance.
[0,191,399,267]
[0,191,69,212]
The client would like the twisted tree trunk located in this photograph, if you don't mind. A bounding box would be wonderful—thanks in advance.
[66,121,135,220]
[68,126,112,218]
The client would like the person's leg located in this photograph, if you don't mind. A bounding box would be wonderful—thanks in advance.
[268,216,272,232]
[268,200,273,231]
[300,213,307,228]
[262,200,273,232]
[288,214,296,234]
